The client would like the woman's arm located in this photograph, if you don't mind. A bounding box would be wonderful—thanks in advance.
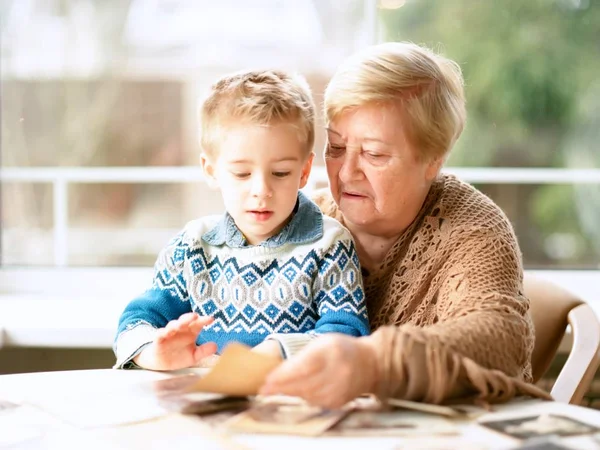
[261,228,551,406]
[429,228,533,378]
[367,227,538,403]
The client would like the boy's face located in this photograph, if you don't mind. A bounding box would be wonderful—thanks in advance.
[201,123,314,245]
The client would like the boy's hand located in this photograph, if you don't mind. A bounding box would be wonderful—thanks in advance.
[134,313,217,371]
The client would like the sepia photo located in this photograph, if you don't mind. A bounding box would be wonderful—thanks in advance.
[479,414,599,439]
[327,410,459,436]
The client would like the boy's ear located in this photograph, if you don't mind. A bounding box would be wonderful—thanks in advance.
[299,152,315,189]
[200,153,219,189]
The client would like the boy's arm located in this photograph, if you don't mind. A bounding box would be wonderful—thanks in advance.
[266,234,370,358]
[113,232,193,369]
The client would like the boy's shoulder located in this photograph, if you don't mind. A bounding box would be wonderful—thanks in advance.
[320,215,354,243]
[177,215,223,245]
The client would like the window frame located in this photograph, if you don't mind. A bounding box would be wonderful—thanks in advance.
[2,165,600,266]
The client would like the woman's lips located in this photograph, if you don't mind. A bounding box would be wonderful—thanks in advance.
[248,210,274,222]
[342,191,367,199]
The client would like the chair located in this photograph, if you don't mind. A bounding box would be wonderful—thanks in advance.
[525,274,600,404]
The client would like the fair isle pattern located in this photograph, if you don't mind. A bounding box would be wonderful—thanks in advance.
[112,213,371,356]
[151,233,367,350]
[114,197,370,367]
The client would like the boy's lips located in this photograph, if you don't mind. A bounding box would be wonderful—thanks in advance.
[247,210,274,222]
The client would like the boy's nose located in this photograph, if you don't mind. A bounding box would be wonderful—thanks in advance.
[251,175,273,198]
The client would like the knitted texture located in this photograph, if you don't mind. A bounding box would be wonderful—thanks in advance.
[313,173,544,403]
[114,211,369,368]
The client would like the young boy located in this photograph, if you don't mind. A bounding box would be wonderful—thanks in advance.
[113,69,369,370]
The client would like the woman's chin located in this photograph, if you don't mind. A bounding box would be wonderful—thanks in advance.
[339,203,376,226]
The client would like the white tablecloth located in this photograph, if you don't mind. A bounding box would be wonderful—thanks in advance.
[1,369,599,449]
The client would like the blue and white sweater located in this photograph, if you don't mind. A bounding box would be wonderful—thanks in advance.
[113,192,369,368]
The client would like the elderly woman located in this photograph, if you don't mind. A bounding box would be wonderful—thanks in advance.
[259,42,550,407]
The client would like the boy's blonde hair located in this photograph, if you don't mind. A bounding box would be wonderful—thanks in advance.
[200,69,315,157]
[325,42,466,161]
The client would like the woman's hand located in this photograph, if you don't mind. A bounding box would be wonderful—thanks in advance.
[259,334,380,409]
[134,313,217,371]
[252,340,285,360]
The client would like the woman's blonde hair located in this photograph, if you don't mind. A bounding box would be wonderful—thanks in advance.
[325,42,466,161]
[199,69,315,157]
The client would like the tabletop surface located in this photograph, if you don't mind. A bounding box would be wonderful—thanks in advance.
[1,369,600,450]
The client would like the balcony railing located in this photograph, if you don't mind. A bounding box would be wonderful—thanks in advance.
[2,166,600,266]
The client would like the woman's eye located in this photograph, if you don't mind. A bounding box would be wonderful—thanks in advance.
[326,144,345,157]
[273,171,291,178]
[364,152,389,163]
[232,172,250,179]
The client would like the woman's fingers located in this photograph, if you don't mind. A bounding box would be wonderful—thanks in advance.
[260,335,375,409]
[263,375,325,399]
[262,375,343,409]
[261,358,323,396]
[264,356,318,386]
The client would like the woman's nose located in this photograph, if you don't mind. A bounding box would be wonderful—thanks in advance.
[338,153,363,183]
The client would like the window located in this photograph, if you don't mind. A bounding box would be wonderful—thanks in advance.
[1,0,597,349]
[379,0,600,269]
[1,0,599,270]
[1,0,374,267]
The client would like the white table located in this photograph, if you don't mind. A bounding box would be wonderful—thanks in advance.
[1,369,599,450]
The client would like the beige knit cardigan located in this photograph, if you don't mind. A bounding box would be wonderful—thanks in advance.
[313,174,551,404]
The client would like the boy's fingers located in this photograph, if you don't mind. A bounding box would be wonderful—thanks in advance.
[194,315,214,326]
[156,328,167,340]
[157,331,198,349]
[165,319,181,333]
[178,312,198,324]
[194,342,218,362]
[188,315,214,334]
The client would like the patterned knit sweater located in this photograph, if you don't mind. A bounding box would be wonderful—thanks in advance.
[313,174,551,404]
[113,192,369,369]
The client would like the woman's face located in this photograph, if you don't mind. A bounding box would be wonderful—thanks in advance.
[325,102,441,237]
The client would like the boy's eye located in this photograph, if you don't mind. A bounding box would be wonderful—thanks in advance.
[273,171,291,178]
[232,172,250,179]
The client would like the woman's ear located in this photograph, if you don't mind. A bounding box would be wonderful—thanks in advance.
[200,153,219,189]
[299,152,315,189]
[425,155,443,182]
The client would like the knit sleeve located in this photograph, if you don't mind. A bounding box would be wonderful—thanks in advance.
[370,229,546,404]
[113,231,193,369]
[267,233,370,358]
[310,236,370,337]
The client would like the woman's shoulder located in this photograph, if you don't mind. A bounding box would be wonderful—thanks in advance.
[310,188,344,222]
[434,173,515,236]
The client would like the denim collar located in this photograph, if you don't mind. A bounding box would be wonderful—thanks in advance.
[202,191,323,249]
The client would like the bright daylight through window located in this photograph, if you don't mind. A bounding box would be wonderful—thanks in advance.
[1,0,599,272]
